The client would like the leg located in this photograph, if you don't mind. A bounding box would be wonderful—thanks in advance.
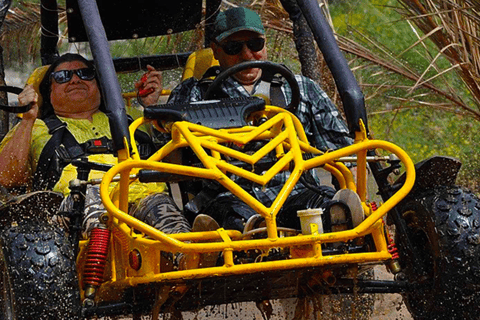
[60,187,191,236]
[202,192,258,231]
[58,185,105,238]
[130,192,191,234]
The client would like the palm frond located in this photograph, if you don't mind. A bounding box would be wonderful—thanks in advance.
[335,31,480,118]
[0,2,66,64]
[396,0,480,109]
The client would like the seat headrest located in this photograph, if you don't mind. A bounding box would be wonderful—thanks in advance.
[182,48,219,81]
[26,65,49,108]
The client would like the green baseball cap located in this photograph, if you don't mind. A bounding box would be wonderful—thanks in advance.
[214,7,265,43]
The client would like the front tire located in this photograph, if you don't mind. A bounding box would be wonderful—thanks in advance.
[0,223,81,320]
[396,186,480,320]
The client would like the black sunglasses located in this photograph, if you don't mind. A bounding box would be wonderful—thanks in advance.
[219,38,265,55]
[50,67,96,84]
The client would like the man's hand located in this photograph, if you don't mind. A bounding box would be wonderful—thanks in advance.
[0,84,39,187]
[135,65,162,106]
[18,84,39,122]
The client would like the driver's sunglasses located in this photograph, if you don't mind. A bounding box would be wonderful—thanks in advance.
[218,38,265,56]
[50,67,96,84]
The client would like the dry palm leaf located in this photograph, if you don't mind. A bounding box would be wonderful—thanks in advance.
[396,0,480,110]
[335,31,480,120]
[0,2,67,63]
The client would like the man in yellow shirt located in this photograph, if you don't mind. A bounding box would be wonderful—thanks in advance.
[0,53,191,237]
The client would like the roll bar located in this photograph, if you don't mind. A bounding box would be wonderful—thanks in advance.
[76,0,131,152]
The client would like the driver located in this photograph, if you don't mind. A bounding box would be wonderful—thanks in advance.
[140,7,354,232]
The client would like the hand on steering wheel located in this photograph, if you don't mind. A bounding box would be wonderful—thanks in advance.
[0,86,35,114]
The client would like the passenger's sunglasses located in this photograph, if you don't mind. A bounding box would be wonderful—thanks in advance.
[218,38,265,56]
[50,67,96,84]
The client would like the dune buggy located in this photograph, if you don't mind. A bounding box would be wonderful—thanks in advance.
[1,0,480,319]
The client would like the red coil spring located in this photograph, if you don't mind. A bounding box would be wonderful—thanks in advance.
[387,234,400,259]
[83,228,111,288]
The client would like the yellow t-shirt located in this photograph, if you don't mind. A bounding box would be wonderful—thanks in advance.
[0,112,165,203]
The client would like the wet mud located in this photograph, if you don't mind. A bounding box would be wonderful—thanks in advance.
[107,266,412,320]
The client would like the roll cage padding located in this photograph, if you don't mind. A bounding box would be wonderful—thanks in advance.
[65,0,219,42]
[76,0,130,153]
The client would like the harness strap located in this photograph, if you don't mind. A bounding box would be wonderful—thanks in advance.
[270,75,287,108]
[33,115,154,191]
[33,115,85,191]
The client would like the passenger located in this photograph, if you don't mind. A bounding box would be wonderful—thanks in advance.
[0,53,192,239]
[139,8,354,232]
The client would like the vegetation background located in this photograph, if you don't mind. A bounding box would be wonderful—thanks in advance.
[1,0,479,193]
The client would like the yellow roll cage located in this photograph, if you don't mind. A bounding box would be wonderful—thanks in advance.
[80,105,414,297]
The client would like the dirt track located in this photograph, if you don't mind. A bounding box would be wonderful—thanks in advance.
[180,265,413,319]
[371,266,412,320]
[111,266,412,320]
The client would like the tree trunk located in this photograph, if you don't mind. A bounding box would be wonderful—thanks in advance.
[279,0,321,83]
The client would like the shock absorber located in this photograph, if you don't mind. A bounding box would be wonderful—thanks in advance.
[386,233,400,259]
[385,225,401,274]
[371,201,402,274]
[82,218,110,306]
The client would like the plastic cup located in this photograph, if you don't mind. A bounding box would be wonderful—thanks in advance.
[297,208,324,235]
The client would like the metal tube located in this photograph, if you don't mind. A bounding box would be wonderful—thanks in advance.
[40,0,59,65]
[76,0,131,152]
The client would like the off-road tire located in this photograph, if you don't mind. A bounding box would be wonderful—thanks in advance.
[396,185,480,320]
[0,223,81,320]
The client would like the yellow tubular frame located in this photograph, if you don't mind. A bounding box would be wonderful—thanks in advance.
[93,106,415,289]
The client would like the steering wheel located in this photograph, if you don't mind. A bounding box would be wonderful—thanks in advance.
[0,86,33,113]
[204,61,301,113]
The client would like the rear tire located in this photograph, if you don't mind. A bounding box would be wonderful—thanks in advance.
[396,186,480,320]
[0,223,81,320]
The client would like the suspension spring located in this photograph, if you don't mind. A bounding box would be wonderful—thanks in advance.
[371,201,401,273]
[83,227,111,288]
[387,234,400,259]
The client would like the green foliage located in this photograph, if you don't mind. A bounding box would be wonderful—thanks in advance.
[330,0,480,192]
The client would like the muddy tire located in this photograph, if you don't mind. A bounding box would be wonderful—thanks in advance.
[0,223,81,320]
[396,186,480,320]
